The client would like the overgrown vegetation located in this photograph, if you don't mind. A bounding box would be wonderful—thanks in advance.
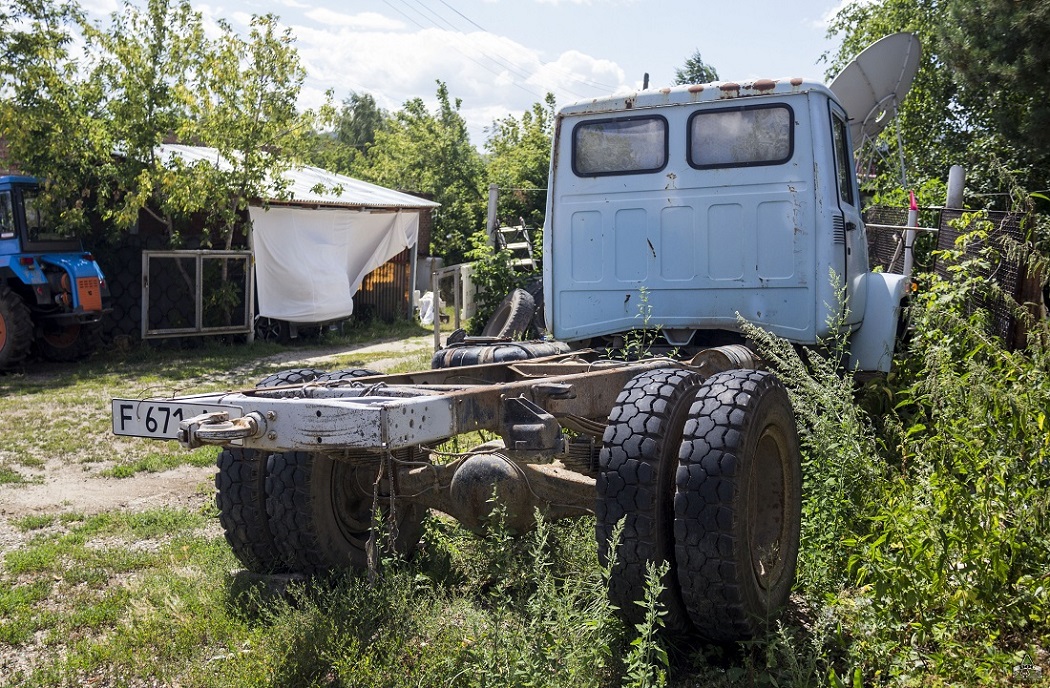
[5,234,1050,685]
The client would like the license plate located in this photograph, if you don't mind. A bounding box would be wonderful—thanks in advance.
[111,399,241,440]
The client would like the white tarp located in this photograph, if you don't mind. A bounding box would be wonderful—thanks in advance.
[249,205,418,322]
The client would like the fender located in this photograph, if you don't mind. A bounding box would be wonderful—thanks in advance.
[36,253,108,311]
[848,272,909,373]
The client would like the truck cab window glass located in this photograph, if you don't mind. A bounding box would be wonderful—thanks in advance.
[572,116,668,176]
[22,187,63,243]
[831,114,855,206]
[0,192,13,239]
[688,105,792,168]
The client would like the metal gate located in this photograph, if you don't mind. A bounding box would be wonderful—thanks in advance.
[141,250,254,340]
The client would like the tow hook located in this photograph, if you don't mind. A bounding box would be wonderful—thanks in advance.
[178,411,265,449]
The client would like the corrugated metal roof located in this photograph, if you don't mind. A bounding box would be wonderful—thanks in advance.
[156,144,440,210]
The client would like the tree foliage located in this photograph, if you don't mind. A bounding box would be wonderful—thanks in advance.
[673,50,719,86]
[0,0,324,247]
[355,81,485,264]
[827,0,1050,204]
[0,0,110,232]
[484,93,555,231]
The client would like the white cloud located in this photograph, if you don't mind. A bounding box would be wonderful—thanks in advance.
[302,9,405,31]
[288,22,631,144]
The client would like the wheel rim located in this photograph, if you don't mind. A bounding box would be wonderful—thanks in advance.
[748,423,789,591]
[43,324,80,348]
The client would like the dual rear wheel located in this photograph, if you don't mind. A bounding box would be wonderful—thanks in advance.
[215,368,424,575]
[597,367,801,642]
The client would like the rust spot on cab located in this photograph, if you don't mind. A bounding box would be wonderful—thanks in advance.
[752,79,777,92]
[790,77,804,87]
[660,87,671,95]
[719,82,741,98]
[687,84,704,94]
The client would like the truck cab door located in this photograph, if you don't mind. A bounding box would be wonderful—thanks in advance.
[830,102,867,325]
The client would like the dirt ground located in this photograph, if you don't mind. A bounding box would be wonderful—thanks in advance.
[0,335,440,556]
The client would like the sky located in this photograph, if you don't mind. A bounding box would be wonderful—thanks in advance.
[83,0,855,145]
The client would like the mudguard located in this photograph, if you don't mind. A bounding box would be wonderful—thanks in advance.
[848,272,909,373]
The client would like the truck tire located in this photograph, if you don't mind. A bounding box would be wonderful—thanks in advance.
[0,284,32,369]
[673,369,802,641]
[431,340,570,369]
[315,368,381,382]
[214,368,325,572]
[216,447,287,573]
[254,368,325,388]
[35,322,103,362]
[597,368,704,630]
[265,451,426,574]
[481,288,535,338]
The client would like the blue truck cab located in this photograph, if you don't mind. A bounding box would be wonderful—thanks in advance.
[542,79,908,372]
[0,175,109,367]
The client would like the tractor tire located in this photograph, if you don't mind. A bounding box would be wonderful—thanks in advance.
[481,288,535,338]
[265,451,426,574]
[315,368,381,382]
[597,368,704,630]
[431,340,570,369]
[213,368,324,572]
[0,284,32,370]
[673,369,802,642]
[35,322,103,362]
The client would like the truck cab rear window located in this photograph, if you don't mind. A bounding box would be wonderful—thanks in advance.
[573,116,668,176]
[688,104,793,169]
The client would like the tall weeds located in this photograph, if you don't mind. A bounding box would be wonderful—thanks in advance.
[745,221,1050,684]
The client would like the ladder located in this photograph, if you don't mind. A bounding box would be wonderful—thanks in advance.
[496,225,535,270]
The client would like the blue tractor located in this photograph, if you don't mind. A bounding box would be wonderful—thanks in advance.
[0,175,109,368]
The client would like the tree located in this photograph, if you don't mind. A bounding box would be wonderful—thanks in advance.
[826,0,1050,203]
[940,1,1050,181]
[357,82,485,264]
[309,92,387,174]
[0,0,110,233]
[485,93,555,231]
[83,0,211,236]
[674,50,719,85]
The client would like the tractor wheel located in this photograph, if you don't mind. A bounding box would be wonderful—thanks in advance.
[0,284,32,370]
[481,288,535,339]
[596,367,704,630]
[35,322,103,362]
[213,368,324,572]
[673,369,802,641]
[265,451,426,574]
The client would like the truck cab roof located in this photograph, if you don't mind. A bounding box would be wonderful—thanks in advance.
[557,78,836,118]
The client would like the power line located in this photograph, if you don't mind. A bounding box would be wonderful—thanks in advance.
[434,0,621,93]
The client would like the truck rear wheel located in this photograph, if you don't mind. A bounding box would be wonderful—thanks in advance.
[673,369,801,641]
[265,451,426,574]
[0,284,32,369]
[214,368,325,572]
[36,322,102,362]
[597,367,703,630]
